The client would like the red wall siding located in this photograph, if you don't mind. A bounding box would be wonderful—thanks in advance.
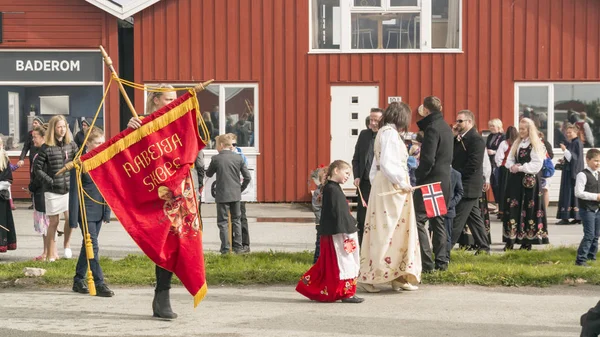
[0,0,120,199]
[133,0,600,202]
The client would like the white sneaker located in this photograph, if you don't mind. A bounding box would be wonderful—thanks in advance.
[64,248,72,259]
[357,283,381,293]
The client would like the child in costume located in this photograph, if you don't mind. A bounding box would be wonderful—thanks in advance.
[296,160,363,303]
[309,165,327,263]
[574,148,600,267]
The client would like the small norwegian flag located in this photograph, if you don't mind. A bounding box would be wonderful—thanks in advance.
[420,182,447,218]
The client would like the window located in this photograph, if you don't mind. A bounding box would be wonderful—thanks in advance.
[310,0,461,52]
[145,83,259,151]
[515,83,600,149]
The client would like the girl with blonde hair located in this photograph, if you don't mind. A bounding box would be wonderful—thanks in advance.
[502,118,549,250]
[34,115,78,261]
[0,138,17,253]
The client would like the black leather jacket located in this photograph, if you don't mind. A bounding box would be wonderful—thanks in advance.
[34,140,78,195]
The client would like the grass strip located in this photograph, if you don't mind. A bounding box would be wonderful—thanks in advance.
[0,247,597,288]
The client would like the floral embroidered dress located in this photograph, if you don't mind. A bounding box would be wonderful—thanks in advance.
[502,139,549,246]
[359,124,421,285]
[296,181,360,302]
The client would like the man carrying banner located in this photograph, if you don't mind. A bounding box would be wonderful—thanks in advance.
[127,85,181,319]
[414,96,452,272]
[450,110,490,255]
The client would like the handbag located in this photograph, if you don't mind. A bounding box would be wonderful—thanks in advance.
[522,174,536,189]
[541,155,555,178]
[554,159,564,171]
[0,190,9,201]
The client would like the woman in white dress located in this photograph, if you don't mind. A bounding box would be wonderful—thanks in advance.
[358,102,422,293]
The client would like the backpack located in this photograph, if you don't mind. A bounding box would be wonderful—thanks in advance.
[541,153,555,178]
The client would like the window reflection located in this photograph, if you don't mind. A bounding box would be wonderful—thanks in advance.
[554,84,600,148]
[518,86,548,141]
[432,0,460,49]
[351,13,420,49]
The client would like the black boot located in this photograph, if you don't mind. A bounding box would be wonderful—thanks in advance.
[152,290,178,319]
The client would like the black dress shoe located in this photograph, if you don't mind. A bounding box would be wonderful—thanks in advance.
[435,264,448,272]
[519,244,532,251]
[72,281,89,294]
[341,296,364,303]
[96,284,115,297]
[570,219,582,224]
[474,249,490,256]
[556,219,571,225]
[28,204,34,210]
[503,243,514,251]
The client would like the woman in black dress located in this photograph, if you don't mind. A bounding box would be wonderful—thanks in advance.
[486,119,505,204]
[0,138,16,254]
[556,123,584,224]
[493,126,518,220]
[503,118,548,250]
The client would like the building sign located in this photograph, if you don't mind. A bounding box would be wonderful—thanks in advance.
[0,51,103,82]
[388,96,402,104]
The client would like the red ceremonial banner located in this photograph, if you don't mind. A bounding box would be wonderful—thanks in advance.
[419,182,448,218]
[80,91,207,306]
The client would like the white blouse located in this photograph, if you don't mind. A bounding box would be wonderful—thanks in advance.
[494,140,510,168]
[505,138,544,174]
[483,152,491,183]
[369,125,411,189]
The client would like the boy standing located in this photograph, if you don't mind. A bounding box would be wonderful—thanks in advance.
[228,133,251,253]
[206,135,251,255]
[574,148,600,267]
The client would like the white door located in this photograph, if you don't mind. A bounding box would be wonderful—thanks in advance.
[8,92,20,143]
[330,85,379,190]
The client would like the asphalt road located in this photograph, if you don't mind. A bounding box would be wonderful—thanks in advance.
[1,284,595,337]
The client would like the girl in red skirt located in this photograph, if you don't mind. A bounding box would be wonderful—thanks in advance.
[296,160,364,303]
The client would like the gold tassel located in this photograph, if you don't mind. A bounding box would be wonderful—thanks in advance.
[193,283,208,308]
[87,269,97,296]
[85,233,94,260]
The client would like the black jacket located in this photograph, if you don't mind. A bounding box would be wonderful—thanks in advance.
[414,111,454,206]
[28,152,46,213]
[34,140,78,195]
[446,168,463,219]
[452,127,485,198]
[69,170,110,225]
[319,181,358,235]
[352,129,376,182]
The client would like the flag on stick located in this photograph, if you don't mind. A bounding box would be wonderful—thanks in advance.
[420,182,447,218]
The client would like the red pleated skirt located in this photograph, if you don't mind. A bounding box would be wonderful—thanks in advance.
[295,235,357,302]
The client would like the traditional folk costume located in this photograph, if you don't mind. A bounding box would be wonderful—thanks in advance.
[494,140,512,219]
[296,181,360,302]
[486,132,505,202]
[0,163,16,253]
[502,139,549,248]
[557,137,584,222]
[359,124,421,287]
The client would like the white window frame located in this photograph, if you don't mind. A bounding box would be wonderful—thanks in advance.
[143,82,260,155]
[514,81,600,150]
[309,0,462,54]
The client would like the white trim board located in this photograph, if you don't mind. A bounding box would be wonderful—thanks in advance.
[85,0,161,20]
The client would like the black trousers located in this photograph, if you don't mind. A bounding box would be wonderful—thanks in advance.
[581,300,600,337]
[155,265,173,292]
[356,180,371,246]
[240,202,249,247]
[416,213,448,271]
[450,197,490,252]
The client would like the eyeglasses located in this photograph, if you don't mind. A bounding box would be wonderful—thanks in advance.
[456,119,470,124]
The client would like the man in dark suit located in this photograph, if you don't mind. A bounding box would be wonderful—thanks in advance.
[450,110,490,254]
[352,107,383,246]
[414,96,453,272]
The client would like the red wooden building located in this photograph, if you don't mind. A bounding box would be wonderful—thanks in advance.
[1,0,599,202]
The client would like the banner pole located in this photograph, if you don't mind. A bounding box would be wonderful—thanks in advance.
[99,45,139,118]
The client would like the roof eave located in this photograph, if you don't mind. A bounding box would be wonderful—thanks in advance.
[85,0,160,20]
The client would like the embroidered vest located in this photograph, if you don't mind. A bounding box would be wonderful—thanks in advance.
[579,169,600,212]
